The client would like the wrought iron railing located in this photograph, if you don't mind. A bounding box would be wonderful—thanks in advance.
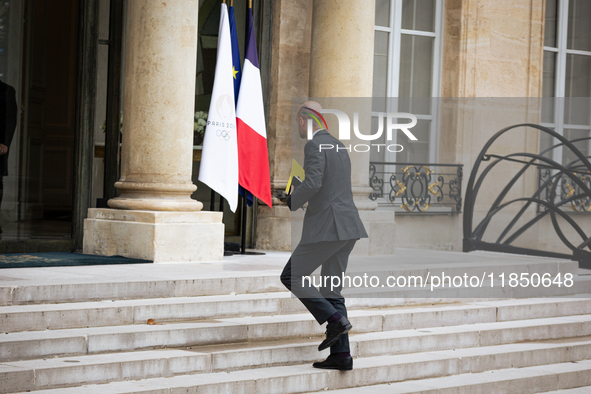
[369,162,463,213]
[463,124,591,268]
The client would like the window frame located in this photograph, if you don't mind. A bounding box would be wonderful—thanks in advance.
[542,0,591,165]
[372,0,444,164]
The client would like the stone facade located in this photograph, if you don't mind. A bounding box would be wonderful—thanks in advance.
[255,0,588,257]
[436,0,589,255]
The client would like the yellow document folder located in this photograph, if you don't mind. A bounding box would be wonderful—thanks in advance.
[285,159,305,194]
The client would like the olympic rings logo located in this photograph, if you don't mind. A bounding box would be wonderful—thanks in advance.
[216,129,231,141]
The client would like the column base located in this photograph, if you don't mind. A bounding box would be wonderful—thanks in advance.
[83,209,224,262]
[256,206,396,256]
[108,197,203,211]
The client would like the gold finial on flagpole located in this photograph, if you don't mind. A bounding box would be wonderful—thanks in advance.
[249,0,252,9]
[222,0,226,3]
[230,0,233,6]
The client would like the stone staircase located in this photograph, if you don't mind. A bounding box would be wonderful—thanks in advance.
[1,251,591,393]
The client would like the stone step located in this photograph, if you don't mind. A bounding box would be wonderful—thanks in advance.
[544,388,591,394]
[0,349,211,394]
[0,292,295,333]
[340,276,591,300]
[2,322,590,393]
[1,257,578,306]
[1,281,590,333]
[302,360,591,393]
[0,272,285,307]
[1,300,590,362]
[7,347,591,394]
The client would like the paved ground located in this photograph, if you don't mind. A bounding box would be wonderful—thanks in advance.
[0,248,588,288]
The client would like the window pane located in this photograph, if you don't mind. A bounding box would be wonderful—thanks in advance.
[564,54,591,126]
[375,0,391,28]
[539,127,555,159]
[542,51,556,124]
[373,31,389,100]
[562,129,591,166]
[396,119,430,163]
[401,0,435,32]
[544,0,558,47]
[370,116,387,163]
[565,54,591,97]
[398,34,433,114]
[564,97,591,127]
[567,0,591,52]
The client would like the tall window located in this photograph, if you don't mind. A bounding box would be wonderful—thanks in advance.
[541,0,591,165]
[372,0,443,164]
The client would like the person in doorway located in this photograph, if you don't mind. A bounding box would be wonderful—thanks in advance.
[280,101,368,371]
[0,80,18,235]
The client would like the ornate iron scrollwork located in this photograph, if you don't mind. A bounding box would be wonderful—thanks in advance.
[552,173,591,212]
[369,162,463,213]
[369,164,383,201]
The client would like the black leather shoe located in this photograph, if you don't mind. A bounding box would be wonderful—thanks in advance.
[313,354,353,370]
[318,316,352,351]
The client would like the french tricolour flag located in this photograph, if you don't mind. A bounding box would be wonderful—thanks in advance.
[236,7,272,208]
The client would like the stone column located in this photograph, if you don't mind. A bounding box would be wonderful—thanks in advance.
[83,0,224,262]
[109,0,202,211]
[308,0,395,255]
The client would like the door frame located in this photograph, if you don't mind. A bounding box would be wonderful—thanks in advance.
[72,0,100,251]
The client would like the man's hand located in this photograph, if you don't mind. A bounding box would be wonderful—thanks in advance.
[0,144,7,155]
[278,185,300,211]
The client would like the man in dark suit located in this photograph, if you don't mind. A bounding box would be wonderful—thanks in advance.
[0,81,17,235]
[281,101,368,371]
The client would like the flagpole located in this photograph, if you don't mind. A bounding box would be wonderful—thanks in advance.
[241,0,252,255]
[212,0,224,213]
[214,0,224,215]
[240,195,247,254]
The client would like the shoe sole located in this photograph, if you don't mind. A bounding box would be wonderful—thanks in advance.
[318,322,352,351]
[312,364,353,371]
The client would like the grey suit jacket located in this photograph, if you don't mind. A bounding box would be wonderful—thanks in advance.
[289,130,368,245]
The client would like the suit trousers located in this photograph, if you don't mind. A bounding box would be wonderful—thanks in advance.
[280,239,356,354]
